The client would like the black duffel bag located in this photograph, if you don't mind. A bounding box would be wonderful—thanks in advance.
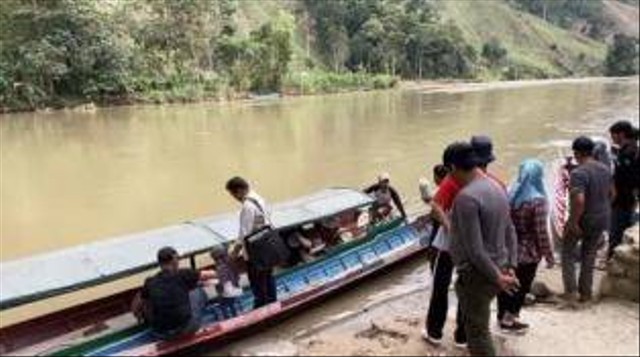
[243,198,290,270]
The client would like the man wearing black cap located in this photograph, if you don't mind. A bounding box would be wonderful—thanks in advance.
[562,136,612,306]
[448,142,519,356]
[471,135,507,191]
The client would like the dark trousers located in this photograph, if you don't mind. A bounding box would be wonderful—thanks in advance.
[456,269,498,357]
[497,263,538,321]
[247,262,277,309]
[153,288,207,340]
[561,229,600,299]
[426,251,466,343]
[609,208,635,259]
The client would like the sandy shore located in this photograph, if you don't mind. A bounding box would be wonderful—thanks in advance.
[400,76,639,95]
[228,266,639,356]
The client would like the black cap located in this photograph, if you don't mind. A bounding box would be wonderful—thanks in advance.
[471,135,496,166]
[445,141,480,171]
[572,136,595,155]
[157,246,178,265]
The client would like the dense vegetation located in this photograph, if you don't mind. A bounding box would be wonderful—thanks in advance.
[0,0,636,112]
[304,0,477,79]
[0,0,294,111]
[605,34,640,76]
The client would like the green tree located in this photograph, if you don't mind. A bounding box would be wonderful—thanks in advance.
[249,12,295,92]
[605,34,639,76]
[481,39,508,66]
[304,0,350,72]
[0,0,134,109]
[215,12,293,93]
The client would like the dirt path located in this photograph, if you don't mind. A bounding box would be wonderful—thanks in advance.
[228,267,639,356]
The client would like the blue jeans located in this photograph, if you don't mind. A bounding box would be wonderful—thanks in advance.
[609,208,636,259]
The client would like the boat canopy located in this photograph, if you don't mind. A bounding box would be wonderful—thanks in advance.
[0,188,373,310]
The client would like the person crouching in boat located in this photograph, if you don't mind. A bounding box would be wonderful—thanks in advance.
[226,176,280,309]
[140,247,217,340]
[364,172,407,223]
[496,159,555,334]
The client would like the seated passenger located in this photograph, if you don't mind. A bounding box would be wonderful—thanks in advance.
[316,218,343,247]
[285,226,326,264]
[364,172,407,223]
[141,247,216,339]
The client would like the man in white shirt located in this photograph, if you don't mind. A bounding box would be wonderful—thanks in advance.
[226,177,277,308]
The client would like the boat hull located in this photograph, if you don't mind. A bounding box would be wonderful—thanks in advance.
[50,220,429,356]
[550,159,569,242]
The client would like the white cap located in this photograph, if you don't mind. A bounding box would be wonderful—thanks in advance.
[378,172,391,182]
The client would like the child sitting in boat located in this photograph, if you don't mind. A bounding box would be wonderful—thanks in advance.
[210,245,243,318]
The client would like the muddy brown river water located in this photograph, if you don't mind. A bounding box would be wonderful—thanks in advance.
[1,78,638,336]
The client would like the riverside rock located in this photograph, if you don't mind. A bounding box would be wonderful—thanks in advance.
[601,224,639,302]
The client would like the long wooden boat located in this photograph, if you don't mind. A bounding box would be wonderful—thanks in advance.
[550,158,569,242]
[0,188,431,356]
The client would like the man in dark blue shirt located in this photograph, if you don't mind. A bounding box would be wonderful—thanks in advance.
[141,247,216,339]
[608,120,639,259]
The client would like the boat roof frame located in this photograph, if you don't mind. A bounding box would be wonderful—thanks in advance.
[0,188,374,310]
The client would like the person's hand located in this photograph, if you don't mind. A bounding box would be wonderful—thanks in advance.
[545,256,556,269]
[565,221,583,239]
[442,221,451,234]
[229,243,244,260]
[497,273,520,295]
[426,246,438,263]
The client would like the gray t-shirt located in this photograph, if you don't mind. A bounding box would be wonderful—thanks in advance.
[569,160,612,234]
[450,176,518,284]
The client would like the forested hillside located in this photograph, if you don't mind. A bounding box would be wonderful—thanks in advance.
[0,0,637,112]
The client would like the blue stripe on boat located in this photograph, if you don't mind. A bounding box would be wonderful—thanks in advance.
[78,224,420,356]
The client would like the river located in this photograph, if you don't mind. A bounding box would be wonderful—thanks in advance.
[1,78,638,332]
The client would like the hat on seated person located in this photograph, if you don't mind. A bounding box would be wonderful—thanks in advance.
[471,135,496,166]
[378,172,391,183]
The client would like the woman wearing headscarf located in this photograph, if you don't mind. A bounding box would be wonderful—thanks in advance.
[497,159,555,333]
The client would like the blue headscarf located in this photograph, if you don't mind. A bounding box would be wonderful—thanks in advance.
[508,159,547,209]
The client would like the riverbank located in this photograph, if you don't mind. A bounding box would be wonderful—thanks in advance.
[0,71,399,114]
[3,75,637,115]
[223,265,639,356]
